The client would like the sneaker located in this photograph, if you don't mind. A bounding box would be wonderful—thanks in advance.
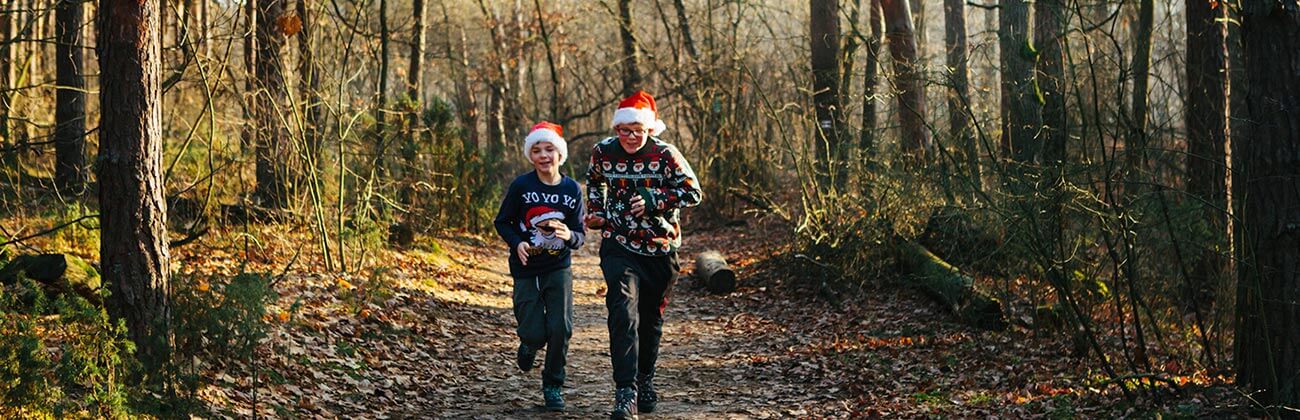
[637,375,658,413]
[610,387,638,420]
[516,343,537,372]
[543,385,565,411]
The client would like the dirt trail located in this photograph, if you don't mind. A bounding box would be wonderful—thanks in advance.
[428,238,789,419]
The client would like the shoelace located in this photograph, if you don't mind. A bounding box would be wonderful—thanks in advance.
[615,390,636,411]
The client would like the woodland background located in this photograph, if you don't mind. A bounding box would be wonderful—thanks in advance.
[1,0,1297,417]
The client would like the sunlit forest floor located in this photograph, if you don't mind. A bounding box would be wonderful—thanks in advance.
[5,212,1250,417]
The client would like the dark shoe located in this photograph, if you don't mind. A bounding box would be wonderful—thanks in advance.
[516,343,537,372]
[610,387,638,420]
[637,375,658,413]
[543,385,565,411]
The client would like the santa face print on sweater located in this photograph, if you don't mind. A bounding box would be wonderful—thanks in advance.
[521,206,569,255]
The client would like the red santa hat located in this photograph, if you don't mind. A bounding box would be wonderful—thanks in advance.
[610,91,668,136]
[525,206,565,229]
[523,121,567,165]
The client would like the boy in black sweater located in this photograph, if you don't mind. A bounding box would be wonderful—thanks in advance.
[585,92,703,419]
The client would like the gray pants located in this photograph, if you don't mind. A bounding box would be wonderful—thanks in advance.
[513,268,573,387]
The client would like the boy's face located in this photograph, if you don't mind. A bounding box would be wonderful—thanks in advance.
[615,123,649,154]
[530,142,560,172]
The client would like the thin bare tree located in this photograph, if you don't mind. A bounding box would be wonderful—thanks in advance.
[55,0,87,194]
[882,0,931,159]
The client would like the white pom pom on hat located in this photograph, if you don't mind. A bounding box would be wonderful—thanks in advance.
[523,121,567,165]
[610,91,668,136]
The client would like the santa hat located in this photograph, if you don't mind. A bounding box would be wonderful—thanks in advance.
[525,206,564,229]
[610,91,668,136]
[523,121,567,165]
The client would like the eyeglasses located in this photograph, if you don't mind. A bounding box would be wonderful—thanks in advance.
[616,128,648,137]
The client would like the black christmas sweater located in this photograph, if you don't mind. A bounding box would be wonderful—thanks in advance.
[585,136,702,256]
[494,171,587,277]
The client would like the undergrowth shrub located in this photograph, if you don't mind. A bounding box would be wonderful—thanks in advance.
[0,286,135,418]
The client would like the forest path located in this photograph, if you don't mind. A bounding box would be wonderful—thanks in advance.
[423,233,796,419]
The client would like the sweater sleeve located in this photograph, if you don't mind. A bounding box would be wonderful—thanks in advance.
[585,143,608,219]
[493,180,525,249]
[566,182,587,250]
[649,144,703,211]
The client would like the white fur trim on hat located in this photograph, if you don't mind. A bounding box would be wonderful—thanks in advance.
[523,129,568,165]
[611,107,668,136]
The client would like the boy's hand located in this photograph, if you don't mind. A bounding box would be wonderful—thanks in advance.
[629,194,647,217]
[543,220,572,241]
[516,242,532,265]
[584,214,607,229]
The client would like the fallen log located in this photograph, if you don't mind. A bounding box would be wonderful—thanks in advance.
[897,241,1006,330]
[694,250,737,295]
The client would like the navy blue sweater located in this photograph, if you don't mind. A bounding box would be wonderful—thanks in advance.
[494,172,586,277]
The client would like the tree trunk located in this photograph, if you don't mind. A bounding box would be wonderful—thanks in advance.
[444,4,478,151]
[617,0,642,96]
[943,0,975,183]
[882,0,931,159]
[373,0,391,178]
[998,0,1037,162]
[534,0,564,119]
[810,0,842,170]
[1035,0,1066,166]
[408,0,426,102]
[1,9,12,142]
[672,0,698,61]
[860,0,882,153]
[97,0,172,370]
[909,0,923,57]
[1233,3,1300,411]
[55,0,87,195]
[253,0,292,207]
[298,0,321,159]
[1184,0,1229,314]
[1128,0,1154,171]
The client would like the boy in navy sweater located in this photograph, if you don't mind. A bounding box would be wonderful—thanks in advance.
[494,121,586,411]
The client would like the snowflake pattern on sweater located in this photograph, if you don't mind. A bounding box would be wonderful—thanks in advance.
[586,136,703,256]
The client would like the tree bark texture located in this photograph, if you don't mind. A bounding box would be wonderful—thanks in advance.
[97,0,172,369]
[1233,3,1300,411]
[298,0,321,159]
[998,0,1038,162]
[443,3,478,151]
[943,0,975,179]
[1184,0,1230,311]
[1127,0,1155,170]
[617,0,642,96]
[898,240,1006,330]
[860,0,882,153]
[672,0,698,61]
[408,0,426,102]
[882,0,932,158]
[1,9,12,142]
[374,0,391,178]
[253,0,293,207]
[534,0,564,119]
[55,0,87,194]
[1035,0,1067,166]
[810,0,842,166]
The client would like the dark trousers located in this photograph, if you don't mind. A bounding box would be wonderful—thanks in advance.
[513,268,573,387]
[600,238,679,389]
